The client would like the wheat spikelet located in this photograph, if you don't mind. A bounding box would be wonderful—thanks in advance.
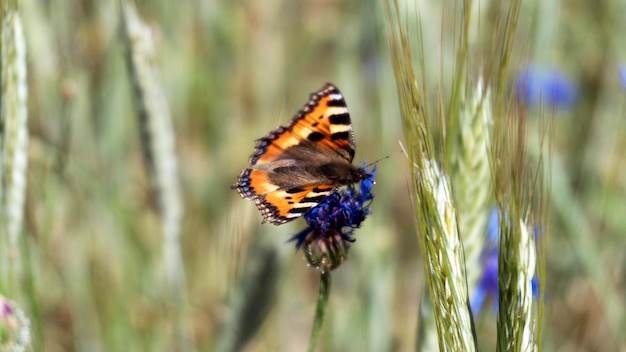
[121,2,193,351]
[121,0,184,292]
[451,78,492,293]
[1,11,29,285]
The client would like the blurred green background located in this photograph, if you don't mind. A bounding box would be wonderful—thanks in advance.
[7,0,626,351]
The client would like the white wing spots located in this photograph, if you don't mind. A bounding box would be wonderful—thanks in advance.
[329,124,352,135]
[292,201,321,209]
[328,93,343,101]
[326,106,349,115]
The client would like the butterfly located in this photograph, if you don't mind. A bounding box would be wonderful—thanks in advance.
[232,83,369,225]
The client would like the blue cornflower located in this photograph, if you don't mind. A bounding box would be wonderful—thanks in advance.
[290,164,376,271]
[619,65,626,90]
[516,65,578,110]
[471,208,500,314]
[471,207,539,315]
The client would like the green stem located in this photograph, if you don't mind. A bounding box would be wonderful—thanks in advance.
[308,271,332,352]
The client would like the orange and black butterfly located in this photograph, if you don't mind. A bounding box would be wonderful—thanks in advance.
[232,83,369,225]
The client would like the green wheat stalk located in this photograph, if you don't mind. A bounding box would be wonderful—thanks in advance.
[0,9,29,294]
[386,0,548,350]
[416,1,493,348]
[120,2,194,351]
[491,110,541,352]
[491,101,546,352]
[385,1,477,350]
[419,74,493,352]
[486,1,545,350]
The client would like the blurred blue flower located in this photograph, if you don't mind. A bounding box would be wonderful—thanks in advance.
[516,66,578,110]
[290,164,376,271]
[619,65,626,90]
[471,207,539,315]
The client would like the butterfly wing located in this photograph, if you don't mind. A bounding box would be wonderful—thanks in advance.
[233,83,358,225]
[249,83,356,166]
[234,168,335,224]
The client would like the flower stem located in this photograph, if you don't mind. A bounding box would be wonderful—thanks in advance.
[308,271,331,352]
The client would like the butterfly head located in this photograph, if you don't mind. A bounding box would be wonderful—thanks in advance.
[352,166,371,183]
[321,161,371,186]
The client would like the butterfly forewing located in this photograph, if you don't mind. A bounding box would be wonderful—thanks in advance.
[249,84,355,166]
[290,89,355,162]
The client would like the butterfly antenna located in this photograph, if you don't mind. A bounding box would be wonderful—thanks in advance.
[367,150,403,168]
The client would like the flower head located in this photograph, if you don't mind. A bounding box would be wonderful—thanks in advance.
[290,164,376,271]
[516,65,578,110]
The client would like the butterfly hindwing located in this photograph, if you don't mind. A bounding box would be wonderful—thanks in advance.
[261,184,335,225]
[234,168,335,224]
